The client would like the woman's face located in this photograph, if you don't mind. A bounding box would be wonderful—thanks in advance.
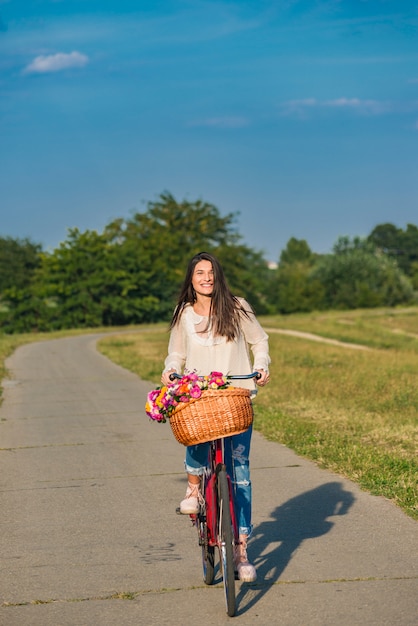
[192,259,214,298]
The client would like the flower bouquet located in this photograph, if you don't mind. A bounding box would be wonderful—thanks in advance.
[146,371,254,445]
[145,371,230,423]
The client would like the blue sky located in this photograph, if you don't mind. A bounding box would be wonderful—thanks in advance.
[1,1,417,262]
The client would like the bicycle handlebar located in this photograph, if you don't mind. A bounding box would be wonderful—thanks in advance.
[227,373,262,380]
[169,372,261,381]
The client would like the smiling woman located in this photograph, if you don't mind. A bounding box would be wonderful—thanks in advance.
[159,251,270,582]
[192,258,214,303]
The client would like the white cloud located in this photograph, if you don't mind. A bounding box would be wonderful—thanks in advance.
[188,116,250,129]
[24,51,89,74]
[323,98,391,114]
[280,97,392,116]
[325,97,363,107]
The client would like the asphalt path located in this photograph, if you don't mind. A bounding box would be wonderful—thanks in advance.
[0,334,417,625]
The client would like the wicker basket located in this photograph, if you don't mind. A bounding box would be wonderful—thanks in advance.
[169,387,253,446]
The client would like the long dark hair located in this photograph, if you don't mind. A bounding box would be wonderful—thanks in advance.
[170,252,251,341]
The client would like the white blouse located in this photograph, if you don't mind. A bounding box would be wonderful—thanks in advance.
[163,298,270,391]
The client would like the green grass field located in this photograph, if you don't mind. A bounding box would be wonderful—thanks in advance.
[98,307,418,520]
[1,307,417,520]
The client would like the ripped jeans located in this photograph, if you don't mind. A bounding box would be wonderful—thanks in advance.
[185,426,253,537]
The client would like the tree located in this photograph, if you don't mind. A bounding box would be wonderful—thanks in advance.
[311,236,415,309]
[215,244,272,314]
[36,228,132,328]
[279,237,316,266]
[0,287,51,333]
[402,224,418,275]
[0,236,42,292]
[114,192,271,317]
[368,223,418,276]
[0,237,44,332]
[1,192,272,332]
[267,264,325,314]
[267,238,324,313]
[367,223,401,254]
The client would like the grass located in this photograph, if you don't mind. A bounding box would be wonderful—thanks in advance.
[259,306,418,352]
[98,308,418,520]
[253,334,417,517]
[1,308,417,519]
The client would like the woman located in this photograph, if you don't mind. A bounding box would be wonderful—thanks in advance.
[161,251,270,582]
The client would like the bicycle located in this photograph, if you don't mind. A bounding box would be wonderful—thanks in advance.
[169,372,260,617]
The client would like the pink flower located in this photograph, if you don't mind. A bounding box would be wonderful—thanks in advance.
[208,371,228,387]
[148,389,160,402]
[145,370,230,423]
[190,385,202,399]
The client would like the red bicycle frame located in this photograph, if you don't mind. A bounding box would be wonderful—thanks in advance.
[173,371,260,616]
[204,438,239,550]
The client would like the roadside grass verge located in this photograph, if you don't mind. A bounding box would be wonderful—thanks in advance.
[260,306,418,352]
[1,308,417,519]
[254,334,417,519]
[98,310,418,520]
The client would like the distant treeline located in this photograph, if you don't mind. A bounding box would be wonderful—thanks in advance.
[1,193,417,333]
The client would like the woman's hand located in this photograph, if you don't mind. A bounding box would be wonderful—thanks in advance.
[161,369,176,387]
[255,369,270,386]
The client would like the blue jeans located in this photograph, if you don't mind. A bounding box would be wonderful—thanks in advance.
[185,426,253,537]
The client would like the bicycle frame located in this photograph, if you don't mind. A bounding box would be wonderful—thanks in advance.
[191,435,238,616]
[172,371,259,617]
[203,438,238,550]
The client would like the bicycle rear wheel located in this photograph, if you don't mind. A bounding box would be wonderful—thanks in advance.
[200,517,215,585]
[217,468,236,617]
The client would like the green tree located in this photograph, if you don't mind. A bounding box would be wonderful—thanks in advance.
[311,236,415,309]
[0,236,42,292]
[2,192,272,332]
[36,227,164,329]
[38,229,115,328]
[0,287,51,333]
[0,237,44,333]
[368,223,418,276]
[215,244,272,314]
[267,238,324,313]
[402,224,418,275]
[268,264,325,314]
[279,237,316,266]
[115,192,271,318]
[410,262,418,290]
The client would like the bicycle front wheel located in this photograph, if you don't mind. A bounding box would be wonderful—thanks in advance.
[217,468,236,617]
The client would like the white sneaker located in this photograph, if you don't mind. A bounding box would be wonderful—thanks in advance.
[179,483,201,515]
[235,538,257,582]
[236,560,257,582]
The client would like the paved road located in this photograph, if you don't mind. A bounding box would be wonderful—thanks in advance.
[0,334,417,626]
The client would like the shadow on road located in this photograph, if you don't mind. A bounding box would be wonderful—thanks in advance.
[236,481,355,615]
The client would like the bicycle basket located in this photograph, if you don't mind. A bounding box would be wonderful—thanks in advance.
[169,387,254,446]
